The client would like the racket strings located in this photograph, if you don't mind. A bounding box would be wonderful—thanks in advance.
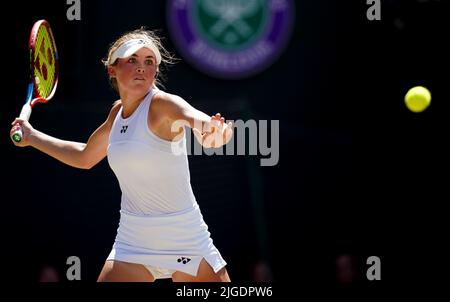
[34,26,56,98]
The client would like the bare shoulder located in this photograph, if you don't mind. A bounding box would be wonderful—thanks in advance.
[152,90,190,116]
[106,100,122,125]
[153,90,186,106]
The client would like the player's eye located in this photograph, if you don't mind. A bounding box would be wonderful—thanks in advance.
[127,58,137,63]
[145,59,153,65]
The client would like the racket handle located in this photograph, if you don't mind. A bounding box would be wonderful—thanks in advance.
[11,104,33,143]
[11,129,23,142]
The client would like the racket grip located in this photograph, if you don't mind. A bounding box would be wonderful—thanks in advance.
[11,104,32,143]
[12,129,23,142]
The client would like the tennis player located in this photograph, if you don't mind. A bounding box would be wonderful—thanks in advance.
[10,28,233,282]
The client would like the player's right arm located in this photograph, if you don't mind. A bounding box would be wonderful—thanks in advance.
[10,102,121,169]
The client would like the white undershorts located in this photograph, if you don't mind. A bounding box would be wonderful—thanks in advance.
[144,265,176,279]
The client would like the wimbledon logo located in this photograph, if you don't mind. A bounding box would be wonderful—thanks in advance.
[167,0,295,79]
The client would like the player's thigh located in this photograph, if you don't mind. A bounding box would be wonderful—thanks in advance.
[172,258,230,282]
[97,260,155,282]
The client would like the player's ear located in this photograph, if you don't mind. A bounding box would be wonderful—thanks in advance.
[108,66,116,78]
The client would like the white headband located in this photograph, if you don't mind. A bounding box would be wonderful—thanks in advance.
[109,39,161,65]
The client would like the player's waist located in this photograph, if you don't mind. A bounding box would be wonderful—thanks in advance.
[115,203,210,251]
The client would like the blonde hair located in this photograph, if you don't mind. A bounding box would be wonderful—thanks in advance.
[102,28,177,92]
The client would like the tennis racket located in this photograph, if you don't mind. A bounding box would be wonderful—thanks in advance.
[11,19,58,143]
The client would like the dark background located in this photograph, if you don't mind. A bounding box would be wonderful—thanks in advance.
[1,0,447,285]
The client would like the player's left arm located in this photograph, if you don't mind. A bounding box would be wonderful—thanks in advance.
[154,92,233,148]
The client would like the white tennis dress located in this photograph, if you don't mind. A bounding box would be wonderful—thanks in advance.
[106,88,226,279]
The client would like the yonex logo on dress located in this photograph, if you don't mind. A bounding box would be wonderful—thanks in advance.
[120,125,128,133]
[177,257,191,264]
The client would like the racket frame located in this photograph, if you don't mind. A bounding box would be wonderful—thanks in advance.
[12,20,59,142]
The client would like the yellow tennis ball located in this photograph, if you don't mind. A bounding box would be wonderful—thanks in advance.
[404,86,431,113]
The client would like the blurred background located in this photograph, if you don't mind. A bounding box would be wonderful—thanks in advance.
[1,0,447,283]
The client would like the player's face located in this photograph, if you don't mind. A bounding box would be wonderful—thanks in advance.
[112,48,158,96]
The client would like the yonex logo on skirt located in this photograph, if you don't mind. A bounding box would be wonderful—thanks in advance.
[178,257,191,264]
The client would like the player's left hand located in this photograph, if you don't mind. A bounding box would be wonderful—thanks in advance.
[193,113,233,148]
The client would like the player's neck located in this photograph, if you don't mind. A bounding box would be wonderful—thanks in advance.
[119,92,147,119]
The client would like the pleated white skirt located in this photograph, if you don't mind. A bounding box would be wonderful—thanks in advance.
[107,204,226,277]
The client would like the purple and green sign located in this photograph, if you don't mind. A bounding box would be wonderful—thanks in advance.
[167,0,295,79]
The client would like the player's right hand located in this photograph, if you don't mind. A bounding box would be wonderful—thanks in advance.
[10,118,34,147]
